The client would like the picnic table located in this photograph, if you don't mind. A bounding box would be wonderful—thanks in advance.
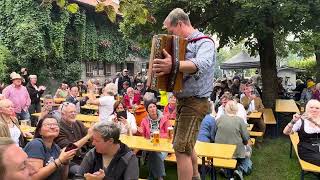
[32,113,99,122]
[81,104,99,111]
[247,112,262,119]
[275,99,300,136]
[120,135,236,180]
[81,93,100,97]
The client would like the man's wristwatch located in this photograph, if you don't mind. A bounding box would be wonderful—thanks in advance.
[290,120,296,125]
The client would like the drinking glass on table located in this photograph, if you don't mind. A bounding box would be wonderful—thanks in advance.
[167,127,174,143]
[20,119,31,132]
[152,131,160,146]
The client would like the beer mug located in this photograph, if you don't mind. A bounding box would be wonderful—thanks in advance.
[167,127,174,142]
[20,120,31,132]
[152,131,160,146]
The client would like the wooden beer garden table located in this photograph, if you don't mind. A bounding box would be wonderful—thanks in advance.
[275,99,300,136]
[247,112,262,119]
[81,93,100,97]
[32,113,99,122]
[81,104,99,111]
[120,135,236,180]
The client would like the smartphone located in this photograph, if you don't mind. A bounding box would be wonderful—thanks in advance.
[117,111,127,119]
[65,143,78,152]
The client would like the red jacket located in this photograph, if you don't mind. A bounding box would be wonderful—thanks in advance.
[140,112,170,139]
[123,94,141,109]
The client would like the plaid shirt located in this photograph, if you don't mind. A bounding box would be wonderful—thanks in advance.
[176,30,215,98]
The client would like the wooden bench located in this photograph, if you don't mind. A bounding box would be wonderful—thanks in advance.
[165,154,237,169]
[263,108,276,124]
[263,108,277,137]
[289,133,320,179]
[249,131,264,137]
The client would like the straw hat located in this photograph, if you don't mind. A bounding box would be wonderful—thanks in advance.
[10,72,22,80]
[307,81,316,88]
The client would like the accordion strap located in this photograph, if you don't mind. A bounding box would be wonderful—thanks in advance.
[188,36,214,43]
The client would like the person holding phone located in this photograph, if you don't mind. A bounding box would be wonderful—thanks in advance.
[54,103,93,176]
[24,115,77,180]
[107,100,137,136]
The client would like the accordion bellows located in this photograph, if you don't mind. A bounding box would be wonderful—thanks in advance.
[147,34,187,92]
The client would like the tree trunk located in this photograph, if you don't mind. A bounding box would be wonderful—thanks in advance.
[314,45,320,82]
[257,34,278,109]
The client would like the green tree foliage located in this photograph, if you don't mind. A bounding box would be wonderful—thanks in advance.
[288,57,316,81]
[0,44,11,81]
[118,0,317,108]
[0,0,146,84]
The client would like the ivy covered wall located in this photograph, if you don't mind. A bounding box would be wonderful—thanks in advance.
[0,0,147,84]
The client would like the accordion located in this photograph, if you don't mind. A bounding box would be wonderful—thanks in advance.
[147,34,187,92]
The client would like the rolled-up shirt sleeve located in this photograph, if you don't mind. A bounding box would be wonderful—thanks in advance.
[189,40,215,79]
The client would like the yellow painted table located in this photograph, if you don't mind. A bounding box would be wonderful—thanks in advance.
[120,135,174,153]
[247,112,262,119]
[81,104,99,111]
[82,93,100,97]
[275,99,300,137]
[120,135,235,159]
[32,113,99,122]
[275,99,300,113]
[21,126,36,133]
[120,135,235,179]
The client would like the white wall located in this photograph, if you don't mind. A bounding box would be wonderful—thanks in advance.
[277,69,296,89]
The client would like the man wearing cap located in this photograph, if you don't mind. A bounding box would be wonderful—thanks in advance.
[26,75,46,125]
[300,80,316,106]
[3,72,31,121]
[152,8,215,180]
[118,69,132,94]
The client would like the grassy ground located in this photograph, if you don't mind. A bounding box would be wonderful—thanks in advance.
[139,136,319,180]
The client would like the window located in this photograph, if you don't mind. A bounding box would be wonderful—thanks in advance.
[106,63,111,76]
[116,63,124,72]
[86,62,106,77]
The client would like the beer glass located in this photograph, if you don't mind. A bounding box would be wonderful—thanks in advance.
[167,127,174,142]
[152,131,160,146]
[20,120,31,132]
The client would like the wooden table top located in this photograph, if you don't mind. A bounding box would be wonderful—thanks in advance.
[194,141,236,159]
[275,99,300,113]
[32,113,99,122]
[120,135,236,159]
[81,104,99,111]
[21,126,36,133]
[81,93,100,97]
[40,97,66,103]
[247,112,262,119]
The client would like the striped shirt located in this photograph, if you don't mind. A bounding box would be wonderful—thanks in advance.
[176,30,216,98]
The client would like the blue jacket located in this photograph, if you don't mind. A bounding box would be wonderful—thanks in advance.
[197,114,216,143]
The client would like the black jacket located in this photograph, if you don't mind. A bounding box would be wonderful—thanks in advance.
[79,142,139,180]
[26,82,44,104]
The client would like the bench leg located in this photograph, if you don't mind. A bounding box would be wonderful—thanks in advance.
[201,157,206,180]
[276,112,280,137]
[210,159,216,180]
[300,170,304,180]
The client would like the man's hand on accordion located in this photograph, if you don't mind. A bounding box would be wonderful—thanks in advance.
[153,49,172,77]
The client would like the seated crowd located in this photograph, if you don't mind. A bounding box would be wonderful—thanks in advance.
[0,69,319,180]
